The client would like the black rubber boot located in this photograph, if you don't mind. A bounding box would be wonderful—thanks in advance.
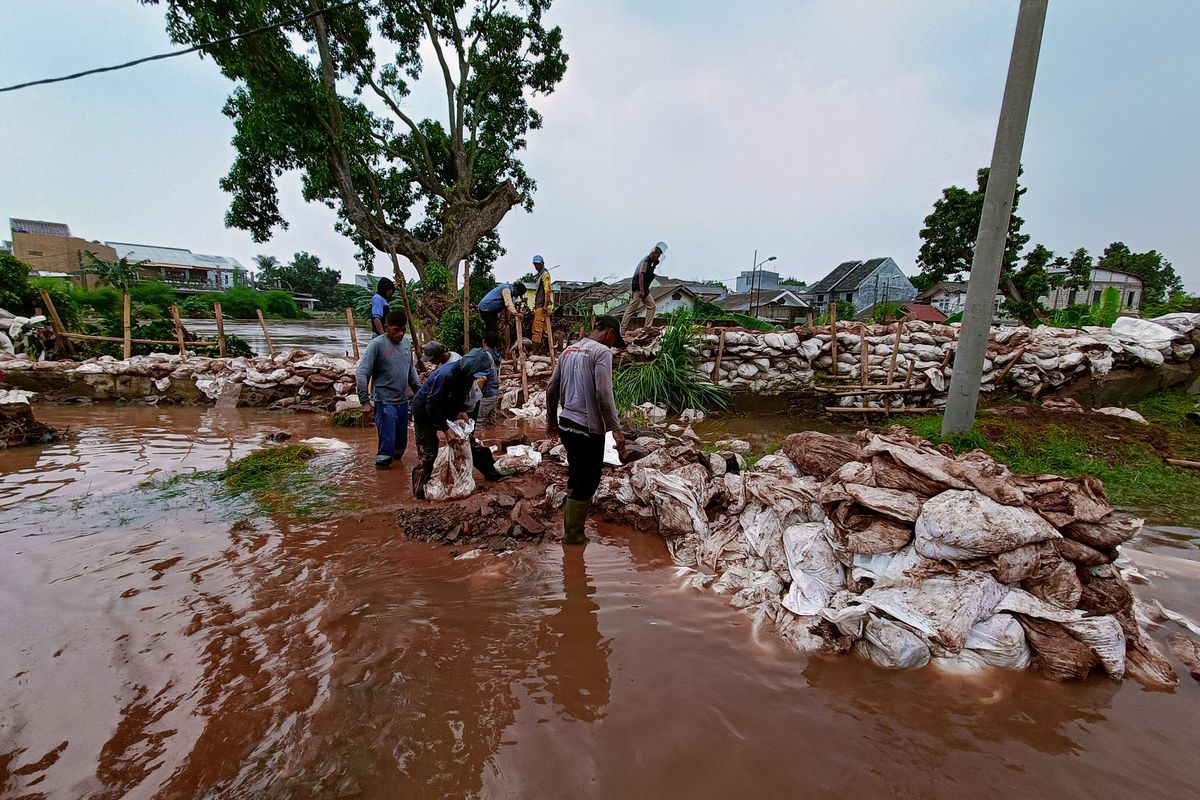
[471,440,510,481]
[563,498,590,545]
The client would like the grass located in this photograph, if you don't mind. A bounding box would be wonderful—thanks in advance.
[889,398,1200,524]
[615,310,731,413]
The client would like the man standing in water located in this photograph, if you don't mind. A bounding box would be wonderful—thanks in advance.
[370,277,396,337]
[356,310,420,470]
[545,315,627,545]
[619,242,667,332]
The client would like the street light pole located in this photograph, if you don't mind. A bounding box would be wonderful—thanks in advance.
[943,0,1048,436]
[749,253,777,317]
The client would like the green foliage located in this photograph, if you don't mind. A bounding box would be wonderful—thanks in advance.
[78,286,122,315]
[178,296,215,318]
[780,278,807,287]
[220,444,316,494]
[130,281,178,316]
[1048,287,1121,329]
[614,311,730,413]
[148,0,568,281]
[869,301,904,323]
[424,262,451,294]
[439,304,484,351]
[1096,241,1182,306]
[84,254,144,290]
[816,299,857,326]
[1005,243,1053,325]
[1142,291,1200,318]
[678,300,780,331]
[28,278,83,330]
[0,253,36,314]
[261,289,303,319]
[253,251,341,307]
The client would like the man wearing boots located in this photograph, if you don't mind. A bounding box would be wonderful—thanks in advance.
[545,315,627,545]
[529,255,554,352]
[619,241,667,332]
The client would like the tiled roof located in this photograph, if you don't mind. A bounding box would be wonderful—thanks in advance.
[10,218,71,237]
[716,289,810,312]
[902,303,947,322]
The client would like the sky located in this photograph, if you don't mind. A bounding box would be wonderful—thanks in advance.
[1,0,1197,291]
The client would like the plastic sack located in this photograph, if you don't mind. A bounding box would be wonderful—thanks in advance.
[424,419,476,501]
[856,571,1007,651]
[630,467,709,538]
[781,522,844,616]
[495,444,542,474]
[853,614,931,669]
[915,489,1060,560]
[963,613,1031,669]
[1111,316,1178,349]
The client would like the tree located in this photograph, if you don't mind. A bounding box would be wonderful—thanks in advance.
[0,253,36,314]
[145,0,568,291]
[780,278,807,288]
[84,254,146,291]
[284,251,342,306]
[1006,243,1053,325]
[915,167,1030,294]
[1095,242,1182,306]
[252,254,286,288]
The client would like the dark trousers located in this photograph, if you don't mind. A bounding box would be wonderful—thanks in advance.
[413,412,498,475]
[374,401,409,465]
[560,422,605,502]
[481,309,501,334]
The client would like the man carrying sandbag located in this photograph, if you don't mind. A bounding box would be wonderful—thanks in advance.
[545,315,627,545]
[411,347,508,499]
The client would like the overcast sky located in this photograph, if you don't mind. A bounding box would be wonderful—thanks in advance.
[2,1,1197,291]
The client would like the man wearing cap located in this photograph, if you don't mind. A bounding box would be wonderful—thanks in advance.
[477,280,527,336]
[529,255,554,352]
[620,242,668,331]
[545,315,627,545]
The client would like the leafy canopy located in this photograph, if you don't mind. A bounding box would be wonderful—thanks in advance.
[144,0,567,283]
[1095,241,1182,306]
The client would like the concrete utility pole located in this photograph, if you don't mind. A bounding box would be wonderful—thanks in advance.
[942,0,1048,436]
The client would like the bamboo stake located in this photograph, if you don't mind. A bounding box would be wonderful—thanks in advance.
[1166,458,1200,469]
[345,306,360,359]
[546,310,557,370]
[886,320,904,385]
[805,309,814,327]
[462,259,471,352]
[48,332,217,346]
[256,308,275,355]
[515,315,529,405]
[122,291,132,359]
[829,302,838,376]
[213,301,226,358]
[860,322,870,388]
[711,328,726,384]
[904,361,915,389]
[993,345,1028,384]
[169,305,187,355]
[37,289,74,355]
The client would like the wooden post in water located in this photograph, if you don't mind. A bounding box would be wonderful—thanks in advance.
[213,302,226,358]
[345,307,360,359]
[515,315,529,405]
[169,305,187,355]
[829,301,839,377]
[462,259,471,353]
[256,308,275,356]
[122,291,132,359]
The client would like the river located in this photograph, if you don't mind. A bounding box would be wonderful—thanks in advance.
[2,407,1199,798]
[186,317,363,357]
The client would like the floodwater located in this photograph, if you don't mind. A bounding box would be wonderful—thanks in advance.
[2,408,1200,799]
[186,318,360,357]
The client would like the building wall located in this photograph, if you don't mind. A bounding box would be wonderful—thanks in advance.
[736,269,783,293]
[851,260,916,312]
[654,293,696,315]
[12,232,116,287]
[1041,269,1143,311]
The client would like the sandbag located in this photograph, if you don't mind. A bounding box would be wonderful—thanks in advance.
[1060,615,1125,678]
[781,431,861,479]
[1018,616,1098,681]
[853,614,931,669]
[1024,475,1112,527]
[1167,634,1200,681]
[1077,566,1133,615]
[630,466,710,538]
[856,571,1006,651]
[1062,516,1143,548]
[963,613,1031,669]
[494,444,542,474]
[1111,316,1177,348]
[850,546,946,584]
[963,541,1047,584]
[781,522,844,616]
[424,419,476,500]
[915,489,1060,560]
[1054,537,1112,567]
[1020,553,1083,610]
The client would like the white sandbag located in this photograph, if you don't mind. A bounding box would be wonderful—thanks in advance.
[494,444,542,474]
[857,571,1007,651]
[1060,615,1126,678]
[1111,316,1178,348]
[630,466,709,537]
[963,613,1031,669]
[849,546,939,584]
[996,586,1087,623]
[603,432,622,466]
[424,419,476,500]
[915,489,1060,560]
[729,570,784,609]
[739,503,783,560]
[1094,407,1148,424]
[1121,343,1164,366]
[781,522,844,615]
[853,614,931,669]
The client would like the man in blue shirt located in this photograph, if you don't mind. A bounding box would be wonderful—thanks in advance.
[370,277,396,337]
[476,331,503,426]
[477,281,527,335]
[355,310,420,469]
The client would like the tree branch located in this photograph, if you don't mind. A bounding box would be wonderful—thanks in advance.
[363,72,444,195]
[416,4,459,151]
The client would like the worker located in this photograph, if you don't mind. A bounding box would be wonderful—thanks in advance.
[619,242,667,331]
[545,315,627,545]
[478,280,527,335]
[411,347,508,499]
[529,255,554,351]
[355,310,419,470]
[370,277,396,337]
[477,331,503,426]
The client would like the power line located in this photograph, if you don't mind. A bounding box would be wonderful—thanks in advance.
[0,0,363,94]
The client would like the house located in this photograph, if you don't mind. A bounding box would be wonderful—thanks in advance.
[1,240,12,256]
[802,257,916,314]
[716,288,811,326]
[1041,267,1143,311]
[9,218,118,288]
[915,281,1007,318]
[735,269,784,293]
[104,242,248,292]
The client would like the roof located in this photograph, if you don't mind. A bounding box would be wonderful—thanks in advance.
[649,283,699,303]
[807,257,891,294]
[901,303,947,322]
[915,281,968,301]
[716,289,811,313]
[10,218,71,237]
[105,241,246,271]
[656,277,725,298]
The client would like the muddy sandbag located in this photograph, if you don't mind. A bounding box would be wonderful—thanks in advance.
[1078,566,1133,615]
[866,452,949,498]
[915,489,1061,560]
[781,521,844,616]
[781,431,861,479]
[729,570,784,610]
[1167,633,1200,681]
[424,419,477,500]
[1020,553,1083,610]
[827,513,914,556]
[630,466,709,538]
[943,449,1028,507]
[1126,641,1181,689]
[1017,616,1099,681]
[849,546,948,585]
[1024,475,1113,527]
[963,613,1031,669]
[494,444,542,474]
[696,516,748,572]
[853,614,931,669]
[856,572,1006,651]
[742,472,822,521]
[1060,615,1125,678]
[859,437,969,492]
[1054,537,1112,567]
[738,503,788,574]
[775,611,837,653]
[1062,516,1143,548]
[963,541,1048,584]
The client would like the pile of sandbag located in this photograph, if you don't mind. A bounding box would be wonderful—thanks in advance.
[596,426,1185,686]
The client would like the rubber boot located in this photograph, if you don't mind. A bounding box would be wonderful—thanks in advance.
[563,498,590,545]
[471,440,511,481]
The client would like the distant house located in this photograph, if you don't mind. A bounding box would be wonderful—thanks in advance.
[801,257,916,314]
[1041,267,1143,311]
[104,242,248,292]
[9,218,118,288]
[716,288,811,326]
[1,240,12,256]
[915,280,1008,318]
[735,269,784,293]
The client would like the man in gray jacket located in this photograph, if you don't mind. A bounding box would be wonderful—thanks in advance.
[355,310,420,469]
[545,315,627,544]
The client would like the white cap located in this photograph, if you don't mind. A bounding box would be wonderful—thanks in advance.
[655,241,668,256]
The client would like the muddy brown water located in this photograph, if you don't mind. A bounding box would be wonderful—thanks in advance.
[2,407,1200,799]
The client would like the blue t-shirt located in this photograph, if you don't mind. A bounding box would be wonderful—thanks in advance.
[370,293,388,334]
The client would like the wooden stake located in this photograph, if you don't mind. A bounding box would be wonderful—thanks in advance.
[887,320,903,385]
[122,291,132,359]
[1166,458,1200,469]
[256,308,275,355]
[515,315,529,405]
[36,288,74,355]
[387,249,422,366]
[546,310,557,370]
[829,302,838,376]
[169,305,187,355]
[345,306,360,359]
[805,309,814,328]
[213,301,226,358]
[993,345,1027,385]
[462,259,471,352]
[826,406,940,414]
[711,328,726,384]
[860,323,870,388]
[904,361,915,389]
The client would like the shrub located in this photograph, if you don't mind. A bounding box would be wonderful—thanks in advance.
[78,286,122,315]
[614,310,730,413]
[261,290,302,319]
[439,304,484,351]
[179,296,214,319]
[0,253,35,314]
[130,281,178,315]
[214,286,265,319]
[29,278,83,330]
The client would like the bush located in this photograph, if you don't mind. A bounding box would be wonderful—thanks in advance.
[213,286,264,319]
[29,278,83,331]
[179,296,214,319]
[261,289,302,319]
[78,286,122,315]
[614,310,730,413]
[0,253,35,314]
[130,281,178,316]
[439,304,484,351]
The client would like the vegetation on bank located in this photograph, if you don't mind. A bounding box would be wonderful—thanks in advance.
[889,389,1200,524]
[614,310,730,413]
[215,444,358,521]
